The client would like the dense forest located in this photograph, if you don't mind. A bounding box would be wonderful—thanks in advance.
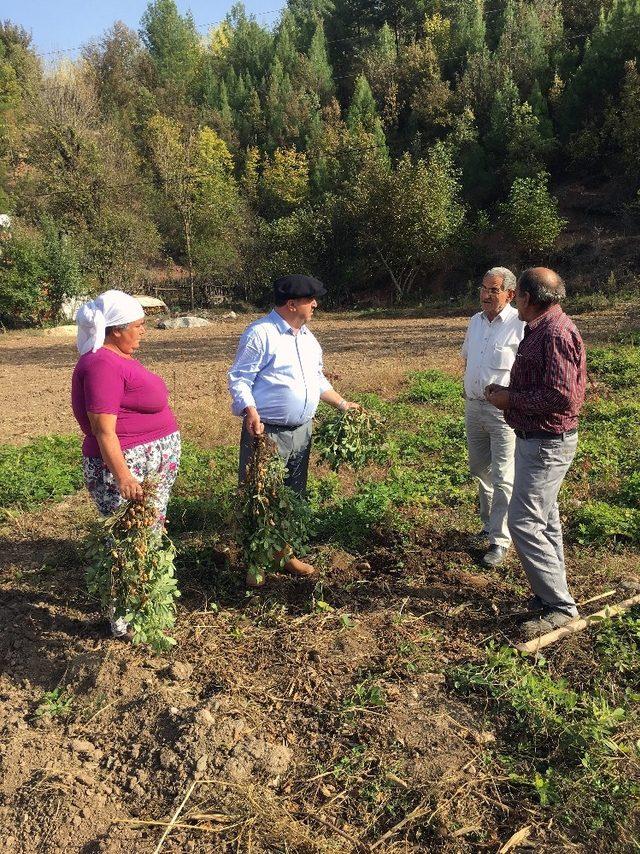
[1,0,639,321]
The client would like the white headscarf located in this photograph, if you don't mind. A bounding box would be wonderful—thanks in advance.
[76,290,145,355]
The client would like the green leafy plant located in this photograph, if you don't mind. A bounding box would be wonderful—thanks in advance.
[571,501,640,545]
[587,346,640,390]
[404,370,462,404]
[314,407,386,470]
[35,687,74,718]
[0,435,83,513]
[86,481,180,651]
[237,435,312,586]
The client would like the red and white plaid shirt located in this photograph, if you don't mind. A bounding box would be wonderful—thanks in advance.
[506,304,586,434]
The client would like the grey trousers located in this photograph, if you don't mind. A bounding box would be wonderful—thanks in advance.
[465,399,516,547]
[507,432,579,616]
[238,420,313,497]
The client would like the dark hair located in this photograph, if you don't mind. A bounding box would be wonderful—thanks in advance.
[274,294,289,307]
[517,268,566,307]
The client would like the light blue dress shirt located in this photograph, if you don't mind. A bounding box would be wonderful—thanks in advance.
[228,309,333,426]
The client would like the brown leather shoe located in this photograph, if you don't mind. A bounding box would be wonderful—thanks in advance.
[283,556,316,578]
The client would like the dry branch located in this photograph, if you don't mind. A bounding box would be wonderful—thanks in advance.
[517,594,640,654]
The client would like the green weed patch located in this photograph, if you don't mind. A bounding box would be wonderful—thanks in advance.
[168,441,237,532]
[0,435,83,513]
[587,346,640,390]
[452,646,639,839]
[404,370,463,405]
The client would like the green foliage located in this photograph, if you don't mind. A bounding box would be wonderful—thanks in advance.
[237,435,312,585]
[595,607,640,688]
[86,484,180,651]
[0,221,83,326]
[501,172,566,253]
[140,0,201,89]
[404,370,462,404]
[571,501,640,545]
[0,436,82,513]
[452,645,639,837]
[2,0,639,308]
[314,407,386,470]
[587,345,640,390]
[35,687,74,718]
[314,482,394,551]
[169,442,237,533]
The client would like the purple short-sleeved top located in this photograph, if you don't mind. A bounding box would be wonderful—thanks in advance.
[71,348,179,458]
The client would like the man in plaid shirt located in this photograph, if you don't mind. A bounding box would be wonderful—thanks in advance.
[485,268,586,638]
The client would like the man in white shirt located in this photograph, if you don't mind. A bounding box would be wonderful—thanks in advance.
[462,267,525,567]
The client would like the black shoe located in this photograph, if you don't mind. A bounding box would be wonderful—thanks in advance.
[482,545,508,567]
[521,609,578,640]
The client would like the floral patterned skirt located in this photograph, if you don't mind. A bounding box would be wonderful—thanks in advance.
[82,431,181,526]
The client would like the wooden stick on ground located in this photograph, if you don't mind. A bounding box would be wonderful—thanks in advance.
[517,594,640,654]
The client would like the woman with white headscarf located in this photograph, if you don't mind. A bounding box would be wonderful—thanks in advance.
[72,290,181,638]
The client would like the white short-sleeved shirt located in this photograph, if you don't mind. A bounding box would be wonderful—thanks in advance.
[462,304,525,400]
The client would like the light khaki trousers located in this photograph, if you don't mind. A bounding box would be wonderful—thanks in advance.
[465,399,516,548]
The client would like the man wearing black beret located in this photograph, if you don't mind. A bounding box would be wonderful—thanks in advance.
[228,275,359,584]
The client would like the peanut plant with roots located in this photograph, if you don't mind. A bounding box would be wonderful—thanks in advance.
[86,480,180,651]
[237,435,312,586]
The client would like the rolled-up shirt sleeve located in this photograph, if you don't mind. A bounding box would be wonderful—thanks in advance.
[228,330,268,416]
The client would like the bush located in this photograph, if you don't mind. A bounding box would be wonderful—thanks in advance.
[0,220,84,326]
[501,171,566,253]
[0,436,83,512]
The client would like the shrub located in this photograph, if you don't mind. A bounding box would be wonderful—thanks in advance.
[0,436,83,512]
[0,220,84,326]
[501,171,566,253]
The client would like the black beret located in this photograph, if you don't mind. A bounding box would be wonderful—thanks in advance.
[273,274,327,300]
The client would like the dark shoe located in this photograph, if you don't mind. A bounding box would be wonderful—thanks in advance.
[521,609,578,640]
[482,545,508,567]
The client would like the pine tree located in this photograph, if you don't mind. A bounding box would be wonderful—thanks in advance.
[451,0,487,67]
[347,74,388,157]
[139,0,201,90]
[308,20,334,102]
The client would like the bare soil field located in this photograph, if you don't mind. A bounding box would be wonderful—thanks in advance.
[0,308,639,854]
[0,304,636,446]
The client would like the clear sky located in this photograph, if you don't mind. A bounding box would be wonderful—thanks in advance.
[3,1,285,62]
